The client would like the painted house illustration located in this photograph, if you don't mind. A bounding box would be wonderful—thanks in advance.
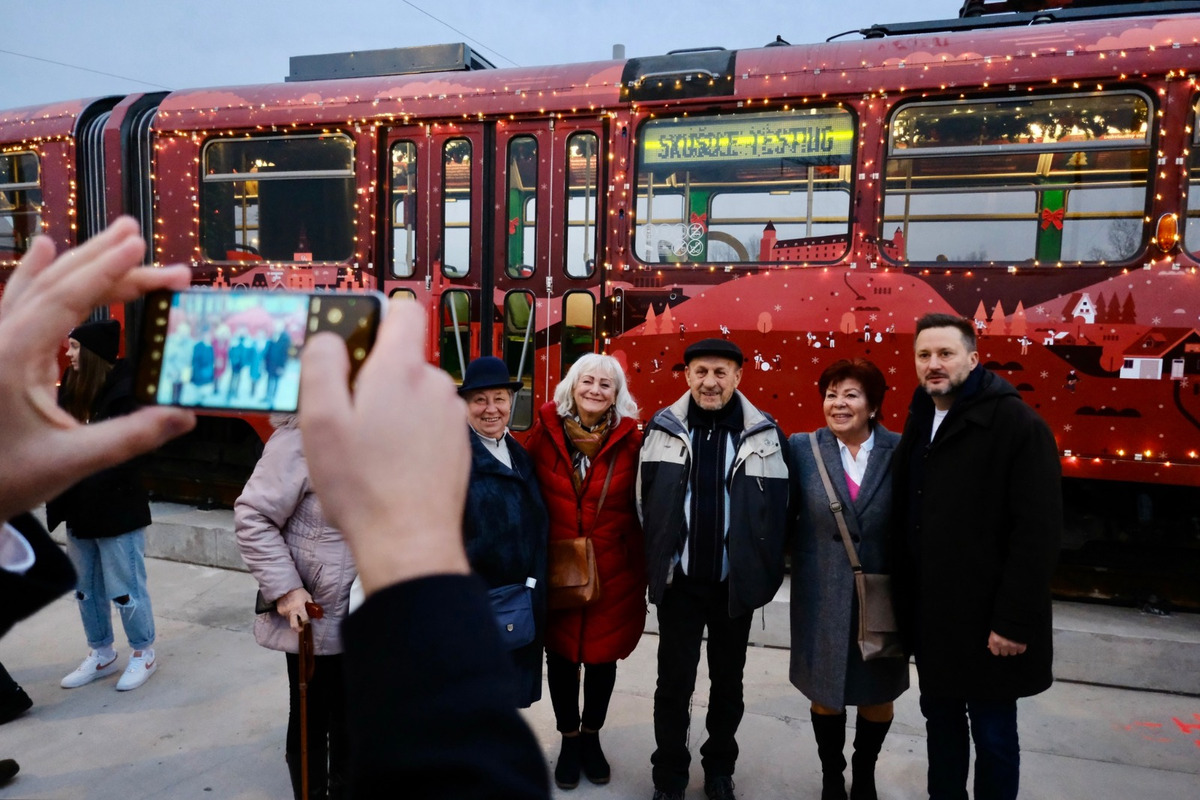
[759,223,905,263]
[1063,292,1097,324]
[1119,328,1200,380]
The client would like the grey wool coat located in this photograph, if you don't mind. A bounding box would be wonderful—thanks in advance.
[788,426,909,709]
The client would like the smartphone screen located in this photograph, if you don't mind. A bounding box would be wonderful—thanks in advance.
[136,289,383,413]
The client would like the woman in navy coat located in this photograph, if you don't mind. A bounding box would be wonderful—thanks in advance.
[460,357,548,709]
[789,359,908,800]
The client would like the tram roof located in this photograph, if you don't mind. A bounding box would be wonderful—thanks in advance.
[0,97,108,141]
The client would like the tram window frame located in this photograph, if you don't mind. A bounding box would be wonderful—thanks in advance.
[561,291,596,373]
[389,288,416,301]
[505,136,538,280]
[564,132,599,279]
[632,106,856,267]
[883,90,1153,266]
[390,141,418,278]
[199,133,356,265]
[0,150,42,261]
[441,138,473,279]
[1181,96,1200,256]
[503,290,536,431]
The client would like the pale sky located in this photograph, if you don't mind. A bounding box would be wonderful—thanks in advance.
[1,0,939,110]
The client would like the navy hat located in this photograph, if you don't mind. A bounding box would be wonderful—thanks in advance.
[70,319,121,364]
[683,338,743,367]
[457,356,522,396]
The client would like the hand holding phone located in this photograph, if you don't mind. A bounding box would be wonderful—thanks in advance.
[135,289,383,413]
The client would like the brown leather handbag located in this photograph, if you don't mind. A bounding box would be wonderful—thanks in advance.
[547,457,613,610]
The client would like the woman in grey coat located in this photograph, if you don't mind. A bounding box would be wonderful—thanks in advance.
[789,359,908,800]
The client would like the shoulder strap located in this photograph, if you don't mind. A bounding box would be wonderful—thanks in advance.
[587,455,617,537]
[807,433,863,572]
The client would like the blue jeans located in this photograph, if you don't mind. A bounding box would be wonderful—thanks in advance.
[919,694,1019,800]
[65,529,156,651]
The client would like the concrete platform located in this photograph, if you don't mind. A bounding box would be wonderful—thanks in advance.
[1,556,1197,799]
[40,502,1200,696]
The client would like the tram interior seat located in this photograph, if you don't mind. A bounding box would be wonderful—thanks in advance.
[504,292,533,381]
[441,291,471,380]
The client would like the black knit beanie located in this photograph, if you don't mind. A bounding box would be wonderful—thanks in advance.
[70,319,121,364]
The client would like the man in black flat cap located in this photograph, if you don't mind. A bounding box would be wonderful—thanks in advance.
[637,338,789,800]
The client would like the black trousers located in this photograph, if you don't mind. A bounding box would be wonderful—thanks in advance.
[546,649,617,733]
[651,572,753,792]
[285,652,349,799]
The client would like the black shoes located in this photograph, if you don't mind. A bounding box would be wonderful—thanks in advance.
[0,685,32,725]
[704,774,737,800]
[579,729,611,784]
[0,759,19,787]
[554,734,581,790]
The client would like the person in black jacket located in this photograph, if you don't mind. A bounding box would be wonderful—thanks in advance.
[892,314,1061,800]
[47,320,162,693]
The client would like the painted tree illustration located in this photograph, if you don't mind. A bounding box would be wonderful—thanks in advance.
[1060,296,1076,323]
[1011,301,1027,336]
[973,301,988,331]
[1121,293,1137,324]
[643,304,658,334]
[758,311,774,335]
[1094,292,1108,324]
[659,302,675,334]
[992,300,1007,335]
[1107,294,1121,322]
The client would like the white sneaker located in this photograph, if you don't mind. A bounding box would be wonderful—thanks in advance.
[61,649,121,689]
[115,650,157,691]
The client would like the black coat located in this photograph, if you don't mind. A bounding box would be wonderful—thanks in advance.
[342,574,549,799]
[462,430,548,708]
[892,366,1061,701]
[1,514,76,638]
[46,360,152,539]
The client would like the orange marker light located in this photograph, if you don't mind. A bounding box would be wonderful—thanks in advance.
[1154,213,1179,253]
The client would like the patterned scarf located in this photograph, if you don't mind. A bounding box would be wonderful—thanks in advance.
[562,413,612,494]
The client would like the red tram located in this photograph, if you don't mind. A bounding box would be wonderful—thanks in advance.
[2,0,1199,606]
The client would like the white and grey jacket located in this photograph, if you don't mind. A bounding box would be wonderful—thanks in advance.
[636,391,790,617]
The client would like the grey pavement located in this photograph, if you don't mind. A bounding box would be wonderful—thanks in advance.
[2,553,1198,799]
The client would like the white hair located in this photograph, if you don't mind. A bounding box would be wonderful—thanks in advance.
[553,353,639,423]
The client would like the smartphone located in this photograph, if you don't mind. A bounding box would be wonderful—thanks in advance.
[135,288,384,413]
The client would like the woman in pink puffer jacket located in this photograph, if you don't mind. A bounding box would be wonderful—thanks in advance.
[235,414,356,800]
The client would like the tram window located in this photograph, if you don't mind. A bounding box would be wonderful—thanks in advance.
[884,92,1151,265]
[1182,103,1200,256]
[561,291,595,372]
[442,138,472,278]
[565,133,599,278]
[634,107,855,265]
[0,151,42,261]
[390,142,418,278]
[440,289,472,380]
[504,290,536,430]
[506,136,537,279]
[389,288,416,301]
[200,133,355,264]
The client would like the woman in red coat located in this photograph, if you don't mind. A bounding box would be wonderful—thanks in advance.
[526,353,647,791]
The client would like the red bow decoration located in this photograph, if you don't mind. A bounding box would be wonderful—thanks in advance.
[690,211,707,229]
[1041,207,1064,231]
[509,217,520,235]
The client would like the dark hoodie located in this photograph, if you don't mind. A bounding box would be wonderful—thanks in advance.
[46,360,152,539]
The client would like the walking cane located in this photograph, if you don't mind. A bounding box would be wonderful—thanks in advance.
[298,601,324,800]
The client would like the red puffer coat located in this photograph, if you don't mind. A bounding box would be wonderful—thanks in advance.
[526,401,648,664]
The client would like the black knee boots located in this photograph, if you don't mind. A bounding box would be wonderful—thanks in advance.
[849,716,892,800]
[811,711,848,800]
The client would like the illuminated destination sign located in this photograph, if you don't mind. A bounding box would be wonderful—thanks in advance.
[641,111,854,166]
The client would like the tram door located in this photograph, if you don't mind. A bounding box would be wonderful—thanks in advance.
[495,120,607,430]
[381,119,605,430]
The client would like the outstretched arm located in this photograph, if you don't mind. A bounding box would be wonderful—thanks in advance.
[0,218,195,522]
